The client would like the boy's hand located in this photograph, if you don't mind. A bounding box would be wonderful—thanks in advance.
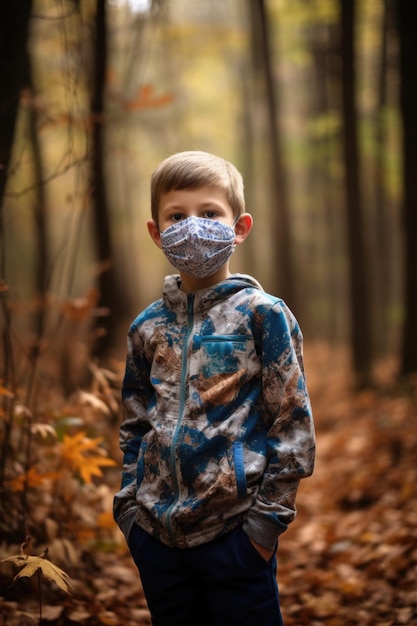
[249,537,275,562]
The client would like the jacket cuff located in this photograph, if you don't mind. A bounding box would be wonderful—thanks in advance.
[113,488,139,542]
[243,510,287,551]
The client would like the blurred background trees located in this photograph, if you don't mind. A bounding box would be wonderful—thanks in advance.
[1,0,415,391]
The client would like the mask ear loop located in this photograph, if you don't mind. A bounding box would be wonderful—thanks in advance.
[233,215,240,226]
[232,215,245,238]
[230,218,239,253]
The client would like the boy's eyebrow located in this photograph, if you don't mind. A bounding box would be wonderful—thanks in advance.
[161,199,227,211]
[197,201,225,210]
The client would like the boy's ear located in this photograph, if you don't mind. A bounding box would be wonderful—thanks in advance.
[147,220,163,249]
[234,213,253,244]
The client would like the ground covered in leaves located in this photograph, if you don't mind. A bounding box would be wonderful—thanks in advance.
[1,344,416,625]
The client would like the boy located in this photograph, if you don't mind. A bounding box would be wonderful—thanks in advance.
[113,151,315,626]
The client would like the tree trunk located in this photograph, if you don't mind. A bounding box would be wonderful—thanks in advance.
[239,60,257,276]
[0,1,32,205]
[340,0,373,387]
[25,53,48,358]
[396,0,417,376]
[0,2,33,477]
[249,0,295,309]
[309,22,345,342]
[371,0,393,356]
[91,0,125,357]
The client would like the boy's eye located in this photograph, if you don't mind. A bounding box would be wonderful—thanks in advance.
[171,213,183,222]
[204,210,217,219]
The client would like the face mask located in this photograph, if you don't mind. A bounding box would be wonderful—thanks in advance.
[160,216,236,278]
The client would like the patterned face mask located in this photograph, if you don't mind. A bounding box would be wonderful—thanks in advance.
[160,216,236,278]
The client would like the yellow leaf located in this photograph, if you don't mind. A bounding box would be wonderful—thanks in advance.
[1,554,73,594]
[61,431,116,484]
[79,456,116,484]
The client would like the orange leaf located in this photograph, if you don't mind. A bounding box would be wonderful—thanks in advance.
[61,432,116,484]
[124,84,173,112]
[7,467,60,492]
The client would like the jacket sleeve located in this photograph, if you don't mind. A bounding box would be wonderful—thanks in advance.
[243,301,315,550]
[113,324,154,540]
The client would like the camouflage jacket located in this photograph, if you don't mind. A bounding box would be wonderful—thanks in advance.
[113,274,315,550]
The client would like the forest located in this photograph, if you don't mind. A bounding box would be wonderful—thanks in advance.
[0,0,416,624]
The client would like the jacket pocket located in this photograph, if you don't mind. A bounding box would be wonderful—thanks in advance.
[136,441,148,488]
[196,335,248,379]
[232,441,247,498]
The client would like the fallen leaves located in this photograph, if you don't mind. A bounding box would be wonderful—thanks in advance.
[278,344,417,625]
[0,344,416,625]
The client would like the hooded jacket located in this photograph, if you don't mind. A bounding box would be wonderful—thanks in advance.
[113,274,315,551]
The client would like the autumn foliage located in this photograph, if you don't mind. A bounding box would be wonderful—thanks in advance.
[0,343,416,625]
[279,345,417,626]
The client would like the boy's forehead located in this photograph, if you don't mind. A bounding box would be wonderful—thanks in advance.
[158,185,233,209]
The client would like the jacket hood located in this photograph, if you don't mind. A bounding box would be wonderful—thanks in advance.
[162,273,264,315]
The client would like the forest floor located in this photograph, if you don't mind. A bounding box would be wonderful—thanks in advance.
[0,343,416,625]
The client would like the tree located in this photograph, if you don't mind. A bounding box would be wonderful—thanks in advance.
[339,0,372,387]
[0,3,33,486]
[396,0,417,376]
[371,0,392,355]
[308,19,345,342]
[0,1,33,205]
[26,49,49,365]
[90,0,129,357]
[249,0,295,309]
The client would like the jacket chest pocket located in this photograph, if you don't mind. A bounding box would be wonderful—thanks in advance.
[194,335,248,379]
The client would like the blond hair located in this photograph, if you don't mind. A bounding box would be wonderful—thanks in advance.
[150,151,245,224]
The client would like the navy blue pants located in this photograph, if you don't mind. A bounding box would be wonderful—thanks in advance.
[128,523,284,626]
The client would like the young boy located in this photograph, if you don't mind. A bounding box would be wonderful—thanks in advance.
[113,151,315,626]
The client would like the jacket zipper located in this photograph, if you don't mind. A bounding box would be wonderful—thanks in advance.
[166,294,194,545]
